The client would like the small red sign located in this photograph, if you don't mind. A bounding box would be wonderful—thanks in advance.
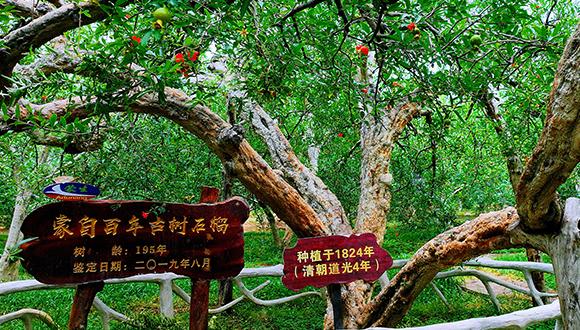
[282,233,392,291]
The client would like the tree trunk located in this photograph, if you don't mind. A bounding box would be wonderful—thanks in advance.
[217,166,234,307]
[0,165,32,281]
[548,198,579,328]
[510,198,580,330]
[0,146,50,281]
[2,21,577,327]
[217,93,239,308]
[510,23,580,329]
[259,202,282,248]
[244,101,351,235]
[525,248,548,305]
[515,23,580,232]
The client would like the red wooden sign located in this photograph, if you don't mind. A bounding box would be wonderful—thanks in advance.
[282,233,392,291]
[19,197,249,285]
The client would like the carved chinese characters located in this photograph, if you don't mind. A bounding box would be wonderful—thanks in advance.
[19,198,249,284]
[282,233,393,291]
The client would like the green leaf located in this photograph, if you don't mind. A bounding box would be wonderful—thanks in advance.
[240,0,250,17]
[49,114,57,127]
[0,102,8,120]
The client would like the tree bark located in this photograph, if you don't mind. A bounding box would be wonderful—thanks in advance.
[0,186,30,281]
[218,96,238,308]
[515,23,580,233]
[360,207,519,327]
[510,198,580,330]
[259,202,282,248]
[2,90,329,238]
[0,2,107,91]
[244,101,351,235]
[510,24,580,329]
[2,0,53,18]
[355,99,420,244]
[525,247,548,305]
[547,198,579,329]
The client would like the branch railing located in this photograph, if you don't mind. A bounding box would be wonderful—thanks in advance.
[0,258,560,329]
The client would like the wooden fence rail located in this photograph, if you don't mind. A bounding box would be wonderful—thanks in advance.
[0,258,561,329]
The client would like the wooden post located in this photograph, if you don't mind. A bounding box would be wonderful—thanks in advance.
[199,186,219,203]
[68,281,104,330]
[328,284,343,330]
[189,279,210,330]
[188,186,220,330]
[219,146,235,308]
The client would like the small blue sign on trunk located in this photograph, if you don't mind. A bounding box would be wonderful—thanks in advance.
[43,182,100,201]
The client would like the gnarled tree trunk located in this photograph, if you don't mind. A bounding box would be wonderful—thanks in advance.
[0,147,49,281]
[550,198,579,327]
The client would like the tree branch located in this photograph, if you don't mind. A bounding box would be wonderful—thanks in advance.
[2,0,53,18]
[360,207,520,327]
[244,101,352,235]
[275,0,325,26]
[1,88,329,238]
[13,37,85,77]
[332,0,348,26]
[515,23,580,232]
[354,96,421,243]
[1,1,108,90]
[479,86,523,191]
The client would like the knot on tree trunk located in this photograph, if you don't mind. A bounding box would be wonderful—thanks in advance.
[519,199,563,234]
[217,124,245,149]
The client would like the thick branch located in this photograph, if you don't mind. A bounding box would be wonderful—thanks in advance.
[515,23,580,232]
[355,98,421,243]
[1,2,107,90]
[360,207,519,327]
[13,37,84,77]
[480,86,549,304]
[2,89,328,238]
[133,91,328,237]
[245,102,351,235]
[3,0,53,18]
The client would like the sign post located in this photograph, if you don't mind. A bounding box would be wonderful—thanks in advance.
[327,283,344,330]
[281,233,393,328]
[68,282,104,330]
[19,186,248,330]
[189,186,220,330]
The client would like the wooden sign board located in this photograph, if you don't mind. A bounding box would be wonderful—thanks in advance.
[43,182,100,201]
[282,233,392,291]
[19,197,249,285]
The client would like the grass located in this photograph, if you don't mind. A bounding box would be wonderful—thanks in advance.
[0,232,6,249]
[0,226,557,329]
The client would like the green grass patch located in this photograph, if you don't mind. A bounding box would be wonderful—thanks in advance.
[382,221,443,258]
[0,233,7,248]
[490,252,557,291]
[400,278,555,329]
